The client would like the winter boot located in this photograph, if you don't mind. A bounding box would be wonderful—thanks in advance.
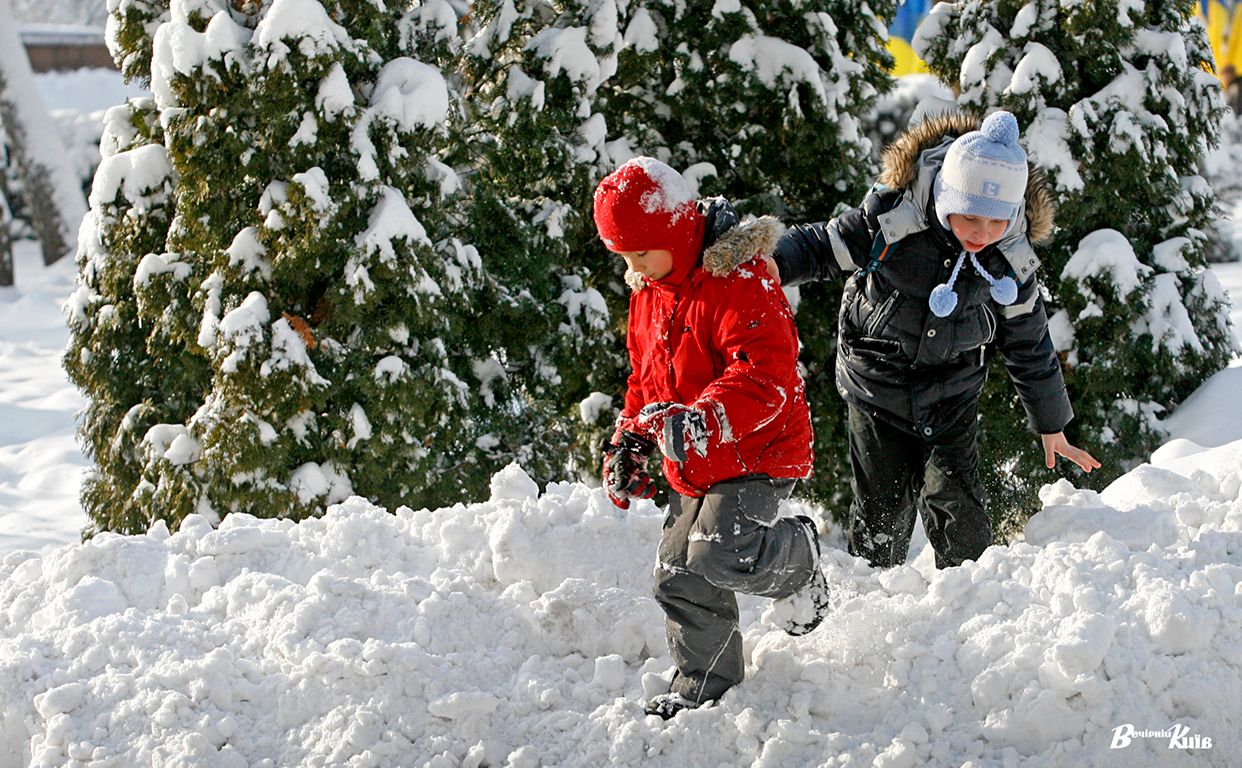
[768,515,832,636]
[643,692,705,720]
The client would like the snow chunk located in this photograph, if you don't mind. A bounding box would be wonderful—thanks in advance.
[370,58,449,131]
[622,8,659,53]
[489,463,539,502]
[1145,273,1204,355]
[218,292,270,373]
[288,462,353,505]
[578,392,612,424]
[1006,42,1060,97]
[1025,109,1083,193]
[134,252,192,289]
[347,189,437,301]
[316,62,354,118]
[90,144,172,213]
[226,227,270,279]
[253,0,352,66]
[525,26,602,90]
[1062,229,1150,299]
[291,167,334,216]
[143,424,201,466]
[728,35,827,107]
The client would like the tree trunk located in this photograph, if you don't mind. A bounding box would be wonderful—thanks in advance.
[0,0,87,267]
[0,173,12,286]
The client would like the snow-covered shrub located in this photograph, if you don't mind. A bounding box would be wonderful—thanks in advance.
[70,0,493,532]
[917,0,1237,527]
[63,95,191,535]
[453,0,630,486]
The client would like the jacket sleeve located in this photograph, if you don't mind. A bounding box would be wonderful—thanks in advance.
[692,274,802,444]
[993,274,1074,434]
[771,188,900,287]
[619,309,645,428]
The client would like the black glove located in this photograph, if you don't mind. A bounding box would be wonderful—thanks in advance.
[601,431,657,509]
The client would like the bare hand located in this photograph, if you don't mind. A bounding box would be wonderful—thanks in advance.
[1040,432,1101,473]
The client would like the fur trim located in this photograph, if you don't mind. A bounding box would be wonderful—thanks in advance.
[878,111,1057,245]
[702,216,784,277]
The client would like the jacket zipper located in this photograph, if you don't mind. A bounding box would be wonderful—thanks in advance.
[866,289,901,337]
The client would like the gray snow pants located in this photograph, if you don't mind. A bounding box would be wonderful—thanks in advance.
[653,474,816,705]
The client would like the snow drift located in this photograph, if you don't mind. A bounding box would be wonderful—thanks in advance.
[2,445,1240,767]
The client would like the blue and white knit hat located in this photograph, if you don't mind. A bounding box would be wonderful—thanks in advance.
[933,111,1029,229]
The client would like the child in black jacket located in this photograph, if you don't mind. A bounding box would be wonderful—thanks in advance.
[766,111,1099,569]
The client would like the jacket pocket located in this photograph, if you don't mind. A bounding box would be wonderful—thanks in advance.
[864,289,903,337]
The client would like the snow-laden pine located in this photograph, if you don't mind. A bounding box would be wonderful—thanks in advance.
[67,0,493,532]
[453,0,627,484]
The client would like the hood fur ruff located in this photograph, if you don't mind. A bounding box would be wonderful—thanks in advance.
[626,215,784,291]
[879,112,1056,245]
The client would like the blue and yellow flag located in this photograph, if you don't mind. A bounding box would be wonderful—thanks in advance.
[1194,0,1242,76]
[888,0,931,76]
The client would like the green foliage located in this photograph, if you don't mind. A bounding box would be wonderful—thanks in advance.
[73,0,494,533]
[79,0,902,531]
[454,0,629,486]
[918,0,1236,534]
[63,97,193,535]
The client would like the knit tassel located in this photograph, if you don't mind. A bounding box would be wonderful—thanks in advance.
[969,253,1017,306]
[929,251,968,318]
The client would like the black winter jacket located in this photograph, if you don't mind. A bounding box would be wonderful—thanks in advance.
[774,114,1073,439]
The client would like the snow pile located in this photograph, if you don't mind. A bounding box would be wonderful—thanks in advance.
[3,447,1241,766]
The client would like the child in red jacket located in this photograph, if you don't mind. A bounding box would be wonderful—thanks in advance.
[594,158,830,720]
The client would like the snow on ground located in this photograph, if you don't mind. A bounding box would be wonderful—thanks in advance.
[1,452,1240,767]
[0,242,88,553]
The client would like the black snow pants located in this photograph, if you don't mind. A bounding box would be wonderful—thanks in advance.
[653,474,816,705]
[846,403,991,570]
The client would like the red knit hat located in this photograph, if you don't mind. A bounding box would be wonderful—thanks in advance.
[593,158,704,258]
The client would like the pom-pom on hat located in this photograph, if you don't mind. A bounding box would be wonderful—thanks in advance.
[934,111,1029,229]
[593,157,704,255]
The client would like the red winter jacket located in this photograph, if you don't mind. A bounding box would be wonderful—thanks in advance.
[618,203,814,497]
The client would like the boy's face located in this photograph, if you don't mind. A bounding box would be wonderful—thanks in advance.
[947,214,1010,253]
[618,249,675,280]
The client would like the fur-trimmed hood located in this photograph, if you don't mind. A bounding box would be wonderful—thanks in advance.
[626,198,784,291]
[878,112,1056,246]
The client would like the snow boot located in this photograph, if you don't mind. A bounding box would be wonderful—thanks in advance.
[768,515,831,636]
[643,692,706,720]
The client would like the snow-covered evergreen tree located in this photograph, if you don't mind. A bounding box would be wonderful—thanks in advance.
[0,135,12,286]
[917,0,1237,524]
[456,0,627,485]
[72,0,488,531]
[64,96,188,534]
[606,0,894,220]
